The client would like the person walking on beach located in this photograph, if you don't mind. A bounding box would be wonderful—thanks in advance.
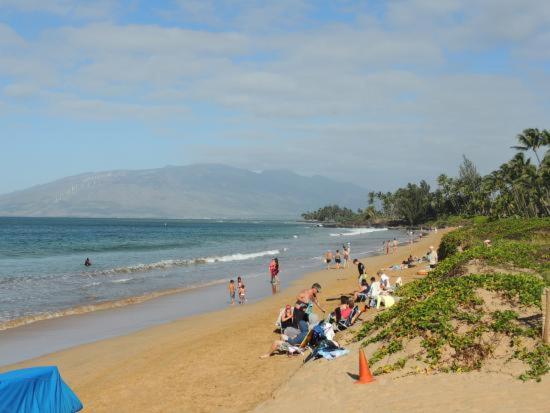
[228,279,236,305]
[238,283,246,304]
[269,258,280,284]
[334,249,341,270]
[353,258,367,284]
[324,250,333,270]
[393,238,398,254]
[342,245,350,268]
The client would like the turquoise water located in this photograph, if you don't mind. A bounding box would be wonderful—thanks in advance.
[0,217,403,326]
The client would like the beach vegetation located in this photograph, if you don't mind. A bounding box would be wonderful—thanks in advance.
[304,128,549,225]
[355,218,550,381]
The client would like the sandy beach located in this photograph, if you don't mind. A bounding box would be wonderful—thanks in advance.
[2,229,548,412]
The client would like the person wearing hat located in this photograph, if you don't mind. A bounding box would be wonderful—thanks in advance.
[429,246,438,268]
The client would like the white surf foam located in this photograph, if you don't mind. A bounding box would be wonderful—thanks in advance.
[91,249,280,276]
[330,227,388,237]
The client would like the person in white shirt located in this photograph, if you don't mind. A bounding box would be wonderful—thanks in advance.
[377,270,390,290]
[368,276,381,308]
[429,246,438,268]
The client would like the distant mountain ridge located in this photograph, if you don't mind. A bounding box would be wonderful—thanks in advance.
[0,164,367,219]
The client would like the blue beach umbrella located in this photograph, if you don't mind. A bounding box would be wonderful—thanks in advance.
[0,366,83,413]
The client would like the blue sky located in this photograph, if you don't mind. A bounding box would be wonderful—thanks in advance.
[1,0,549,194]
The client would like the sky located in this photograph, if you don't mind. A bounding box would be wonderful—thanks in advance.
[0,0,549,195]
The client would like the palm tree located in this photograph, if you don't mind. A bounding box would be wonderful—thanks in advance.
[512,128,546,165]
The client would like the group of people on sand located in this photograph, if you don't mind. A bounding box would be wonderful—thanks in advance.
[261,249,408,358]
[353,259,399,309]
[324,244,350,270]
[228,276,247,305]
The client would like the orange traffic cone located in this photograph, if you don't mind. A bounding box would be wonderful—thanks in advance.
[355,348,375,384]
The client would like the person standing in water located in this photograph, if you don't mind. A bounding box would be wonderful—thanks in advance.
[84,257,92,267]
[228,279,236,305]
[324,250,333,270]
[334,249,342,270]
[342,245,350,268]
[385,240,390,255]
[269,258,280,284]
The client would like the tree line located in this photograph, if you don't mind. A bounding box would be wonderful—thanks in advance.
[302,128,550,226]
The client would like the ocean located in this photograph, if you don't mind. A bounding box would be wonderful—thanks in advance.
[0,217,409,330]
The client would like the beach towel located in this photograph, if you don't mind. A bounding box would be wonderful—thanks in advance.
[0,366,83,413]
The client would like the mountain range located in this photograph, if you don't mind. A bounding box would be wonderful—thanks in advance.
[0,164,367,219]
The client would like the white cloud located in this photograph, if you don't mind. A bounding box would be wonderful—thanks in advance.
[0,0,548,188]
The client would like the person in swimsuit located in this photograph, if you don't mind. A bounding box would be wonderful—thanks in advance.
[84,257,92,267]
[269,258,280,284]
[324,251,333,270]
[228,279,236,305]
[295,283,326,315]
[393,238,398,254]
[342,246,349,268]
[238,283,246,304]
[334,249,341,269]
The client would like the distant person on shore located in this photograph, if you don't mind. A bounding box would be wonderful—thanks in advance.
[342,245,350,268]
[269,258,280,284]
[237,276,243,290]
[238,283,246,304]
[429,246,438,268]
[393,238,398,254]
[324,250,333,269]
[385,240,390,255]
[334,249,341,269]
[228,279,236,305]
[353,259,367,284]
[84,257,92,267]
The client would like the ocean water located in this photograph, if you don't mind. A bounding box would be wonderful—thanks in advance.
[0,217,409,329]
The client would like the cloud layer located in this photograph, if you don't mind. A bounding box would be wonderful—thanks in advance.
[0,0,549,193]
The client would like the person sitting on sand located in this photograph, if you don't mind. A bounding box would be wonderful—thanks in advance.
[238,283,246,304]
[378,270,390,290]
[280,305,294,330]
[353,279,370,302]
[229,279,236,305]
[367,276,381,308]
[260,318,309,358]
[295,283,326,323]
[324,251,333,269]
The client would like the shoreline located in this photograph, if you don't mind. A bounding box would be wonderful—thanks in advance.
[1,230,445,412]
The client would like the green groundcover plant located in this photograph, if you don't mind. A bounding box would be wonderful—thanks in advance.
[356,218,550,381]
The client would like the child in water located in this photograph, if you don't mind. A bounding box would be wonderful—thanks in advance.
[238,283,246,304]
[228,279,236,305]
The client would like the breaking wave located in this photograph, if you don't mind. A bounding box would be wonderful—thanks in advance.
[330,228,388,237]
[90,249,280,276]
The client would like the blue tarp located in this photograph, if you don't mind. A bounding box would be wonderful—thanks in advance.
[0,366,83,413]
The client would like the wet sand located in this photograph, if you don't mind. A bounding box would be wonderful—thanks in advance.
[2,230,457,412]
